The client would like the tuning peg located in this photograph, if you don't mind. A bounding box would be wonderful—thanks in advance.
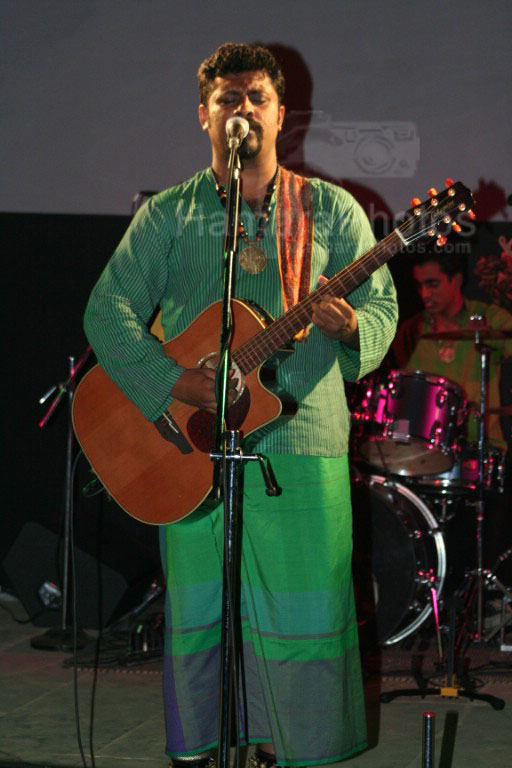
[445,178,454,188]
[452,222,462,233]
[436,235,447,247]
[410,196,421,207]
[468,209,477,220]
[428,187,438,197]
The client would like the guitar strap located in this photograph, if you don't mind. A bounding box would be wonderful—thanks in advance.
[275,167,314,341]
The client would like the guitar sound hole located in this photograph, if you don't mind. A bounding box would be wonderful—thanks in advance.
[186,388,251,453]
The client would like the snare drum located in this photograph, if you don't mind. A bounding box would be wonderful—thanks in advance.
[357,370,466,477]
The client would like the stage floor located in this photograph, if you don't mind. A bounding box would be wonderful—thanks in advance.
[1,591,511,768]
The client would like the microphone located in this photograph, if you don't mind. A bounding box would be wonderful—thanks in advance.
[225,116,250,147]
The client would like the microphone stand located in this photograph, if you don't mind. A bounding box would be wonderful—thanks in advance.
[212,134,244,768]
[211,134,280,768]
[31,347,92,651]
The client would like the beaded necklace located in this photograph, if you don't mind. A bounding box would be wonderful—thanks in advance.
[214,168,278,274]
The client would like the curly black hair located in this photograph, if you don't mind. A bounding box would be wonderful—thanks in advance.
[412,249,468,286]
[197,42,285,105]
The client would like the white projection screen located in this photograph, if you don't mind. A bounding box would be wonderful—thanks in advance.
[2,0,511,218]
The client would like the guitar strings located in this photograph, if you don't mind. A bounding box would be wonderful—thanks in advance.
[233,189,467,373]
[233,232,398,372]
[236,223,415,368]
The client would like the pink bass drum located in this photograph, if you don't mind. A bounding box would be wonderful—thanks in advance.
[355,370,466,477]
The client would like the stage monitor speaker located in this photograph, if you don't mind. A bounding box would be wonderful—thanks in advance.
[3,521,160,629]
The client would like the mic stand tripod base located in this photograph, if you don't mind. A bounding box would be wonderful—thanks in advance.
[30,626,91,652]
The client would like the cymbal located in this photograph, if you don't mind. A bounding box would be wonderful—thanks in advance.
[422,328,512,341]
[487,405,512,416]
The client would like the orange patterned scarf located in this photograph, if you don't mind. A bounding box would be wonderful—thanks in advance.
[275,167,314,341]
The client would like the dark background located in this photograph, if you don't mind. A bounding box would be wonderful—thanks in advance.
[2,213,162,626]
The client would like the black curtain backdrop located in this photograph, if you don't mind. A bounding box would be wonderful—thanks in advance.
[2,212,160,602]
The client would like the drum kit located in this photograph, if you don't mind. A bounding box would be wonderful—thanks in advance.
[350,326,512,649]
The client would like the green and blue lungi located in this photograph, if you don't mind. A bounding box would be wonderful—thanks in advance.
[159,454,367,766]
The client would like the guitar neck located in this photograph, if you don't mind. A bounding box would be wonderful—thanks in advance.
[233,228,403,375]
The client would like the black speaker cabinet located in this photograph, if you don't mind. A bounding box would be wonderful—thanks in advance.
[3,520,161,629]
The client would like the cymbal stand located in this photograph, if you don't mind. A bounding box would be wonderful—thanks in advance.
[473,329,490,640]
[455,324,512,651]
[381,325,507,709]
[464,322,507,639]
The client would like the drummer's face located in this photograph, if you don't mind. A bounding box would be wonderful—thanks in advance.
[413,261,463,316]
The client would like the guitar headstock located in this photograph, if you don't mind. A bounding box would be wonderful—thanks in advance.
[399,179,475,248]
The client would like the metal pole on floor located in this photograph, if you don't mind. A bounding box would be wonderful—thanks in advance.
[422,712,435,768]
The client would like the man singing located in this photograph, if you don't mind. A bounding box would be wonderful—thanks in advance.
[84,42,398,767]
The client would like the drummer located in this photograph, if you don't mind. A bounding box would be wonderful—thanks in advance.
[391,250,512,453]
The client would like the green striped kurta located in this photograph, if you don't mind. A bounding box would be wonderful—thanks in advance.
[84,168,397,457]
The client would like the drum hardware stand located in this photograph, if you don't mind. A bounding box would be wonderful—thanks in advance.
[458,322,503,645]
[439,495,458,524]
[482,579,512,647]
[476,549,512,647]
[424,572,444,661]
[31,348,92,652]
[382,324,508,709]
[380,589,505,709]
[454,561,511,657]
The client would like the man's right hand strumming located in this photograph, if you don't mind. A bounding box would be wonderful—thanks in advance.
[170,367,238,415]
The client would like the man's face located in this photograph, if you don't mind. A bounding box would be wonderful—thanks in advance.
[198,70,285,162]
[413,261,463,316]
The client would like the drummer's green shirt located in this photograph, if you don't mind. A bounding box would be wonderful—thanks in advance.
[393,299,512,449]
[84,168,398,457]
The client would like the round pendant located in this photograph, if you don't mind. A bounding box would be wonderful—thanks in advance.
[239,242,267,274]
[438,343,455,363]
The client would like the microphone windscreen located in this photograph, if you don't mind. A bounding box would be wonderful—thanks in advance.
[225,116,250,141]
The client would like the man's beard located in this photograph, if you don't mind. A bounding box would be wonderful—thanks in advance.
[234,123,263,159]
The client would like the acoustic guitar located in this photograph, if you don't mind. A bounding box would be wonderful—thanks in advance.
[72,181,474,524]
